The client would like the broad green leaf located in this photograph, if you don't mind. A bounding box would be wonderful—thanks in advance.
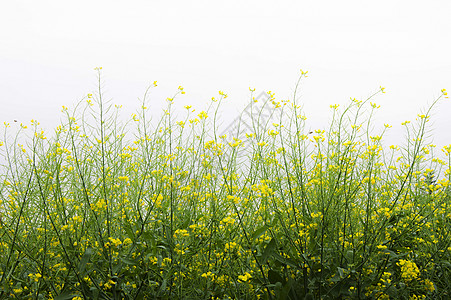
[78,247,93,275]
[251,225,269,241]
[261,238,277,263]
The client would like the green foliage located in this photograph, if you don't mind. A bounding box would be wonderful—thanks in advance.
[0,70,450,299]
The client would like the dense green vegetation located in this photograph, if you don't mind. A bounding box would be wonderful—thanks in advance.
[1,69,450,299]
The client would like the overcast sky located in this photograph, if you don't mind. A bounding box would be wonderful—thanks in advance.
[1,0,450,151]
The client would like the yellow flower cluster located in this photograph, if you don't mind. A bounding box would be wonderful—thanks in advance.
[397,259,420,282]
[174,229,189,238]
[220,216,236,226]
[107,237,122,248]
[238,272,252,282]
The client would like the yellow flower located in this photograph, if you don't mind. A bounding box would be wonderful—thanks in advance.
[180,185,191,192]
[224,242,237,252]
[118,176,129,181]
[220,216,236,226]
[424,279,435,292]
[28,273,42,282]
[238,272,252,282]
[174,229,189,238]
[397,259,420,282]
[198,111,208,119]
[376,244,387,250]
[108,237,122,247]
[219,90,228,98]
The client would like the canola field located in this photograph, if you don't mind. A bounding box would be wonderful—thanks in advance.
[0,70,450,299]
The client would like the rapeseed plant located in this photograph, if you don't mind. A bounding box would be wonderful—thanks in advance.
[0,68,450,299]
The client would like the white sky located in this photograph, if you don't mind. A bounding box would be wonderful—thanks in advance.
[1,0,450,150]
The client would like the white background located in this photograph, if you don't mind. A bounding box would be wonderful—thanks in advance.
[1,0,450,150]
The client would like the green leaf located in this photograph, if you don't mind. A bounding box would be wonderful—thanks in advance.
[182,217,190,229]
[329,273,341,282]
[121,257,136,265]
[112,262,122,274]
[261,238,277,263]
[268,269,286,285]
[279,280,294,300]
[90,286,100,299]
[79,247,93,275]
[251,225,269,241]
[272,252,298,269]
[54,291,74,300]
[124,223,135,239]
